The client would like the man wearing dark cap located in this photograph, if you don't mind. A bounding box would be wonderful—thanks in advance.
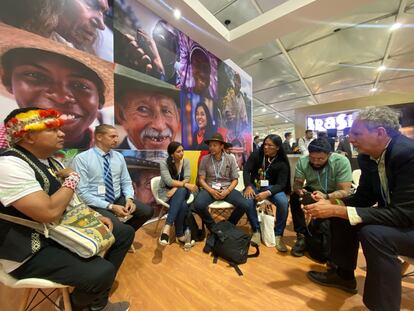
[193,133,258,242]
[290,138,352,257]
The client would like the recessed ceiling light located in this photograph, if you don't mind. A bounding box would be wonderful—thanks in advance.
[370,87,378,92]
[275,115,279,118]
[261,108,267,112]
[173,9,181,19]
[377,65,386,72]
[285,120,288,123]
[390,23,402,31]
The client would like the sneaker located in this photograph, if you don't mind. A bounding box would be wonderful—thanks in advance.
[307,270,357,294]
[250,231,261,246]
[275,235,288,252]
[291,233,306,257]
[100,301,130,311]
[176,237,196,248]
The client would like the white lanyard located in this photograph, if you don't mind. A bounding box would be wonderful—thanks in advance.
[211,156,224,182]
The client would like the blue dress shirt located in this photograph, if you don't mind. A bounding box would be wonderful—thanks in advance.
[71,147,135,209]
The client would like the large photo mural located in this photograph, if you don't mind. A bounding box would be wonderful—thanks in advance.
[0,0,253,220]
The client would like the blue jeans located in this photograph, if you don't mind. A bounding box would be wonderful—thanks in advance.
[248,186,289,236]
[166,188,190,237]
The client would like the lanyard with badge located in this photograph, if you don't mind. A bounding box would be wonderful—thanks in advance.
[260,156,276,188]
[94,148,109,195]
[211,156,224,190]
[316,166,329,194]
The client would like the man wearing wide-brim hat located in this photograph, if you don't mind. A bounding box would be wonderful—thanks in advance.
[115,64,181,151]
[193,133,259,242]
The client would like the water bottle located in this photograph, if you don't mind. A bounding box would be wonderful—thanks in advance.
[184,228,191,252]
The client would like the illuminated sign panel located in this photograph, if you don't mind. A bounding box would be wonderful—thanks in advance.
[307,111,356,132]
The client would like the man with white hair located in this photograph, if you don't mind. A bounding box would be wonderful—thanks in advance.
[115,65,180,151]
[304,106,414,311]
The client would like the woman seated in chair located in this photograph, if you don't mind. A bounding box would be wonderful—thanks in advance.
[158,141,198,246]
[243,134,291,252]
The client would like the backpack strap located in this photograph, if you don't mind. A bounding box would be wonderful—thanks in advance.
[248,244,260,258]
[212,255,243,276]
[228,262,243,276]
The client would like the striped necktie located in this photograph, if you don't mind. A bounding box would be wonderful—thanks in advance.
[103,153,115,203]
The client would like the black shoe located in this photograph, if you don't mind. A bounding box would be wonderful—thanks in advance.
[307,270,357,294]
[291,234,306,257]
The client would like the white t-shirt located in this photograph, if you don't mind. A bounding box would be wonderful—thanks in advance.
[0,156,44,273]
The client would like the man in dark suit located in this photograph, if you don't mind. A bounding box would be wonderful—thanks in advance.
[303,106,414,311]
[336,127,359,170]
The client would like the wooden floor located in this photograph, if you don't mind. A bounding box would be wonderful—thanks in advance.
[1,217,414,311]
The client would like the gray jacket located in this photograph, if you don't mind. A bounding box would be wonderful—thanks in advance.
[158,158,191,202]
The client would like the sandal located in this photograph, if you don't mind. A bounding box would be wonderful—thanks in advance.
[158,233,169,246]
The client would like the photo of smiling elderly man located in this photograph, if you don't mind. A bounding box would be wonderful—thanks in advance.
[0,23,114,149]
[115,64,181,151]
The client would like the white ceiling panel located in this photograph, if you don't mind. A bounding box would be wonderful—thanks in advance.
[288,16,394,78]
[389,12,414,56]
[214,0,261,30]
[244,54,299,92]
[305,61,380,93]
[255,114,291,125]
[280,0,400,50]
[256,0,289,13]
[198,0,235,15]
[232,42,281,68]
[281,110,296,118]
[269,97,314,111]
[378,75,414,93]
[380,52,414,80]
[255,81,309,104]
[315,84,373,104]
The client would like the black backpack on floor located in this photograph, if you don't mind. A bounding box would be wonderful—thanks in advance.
[205,221,259,276]
[305,218,331,263]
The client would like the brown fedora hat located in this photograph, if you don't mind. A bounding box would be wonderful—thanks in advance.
[204,132,226,145]
[0,23,113,106]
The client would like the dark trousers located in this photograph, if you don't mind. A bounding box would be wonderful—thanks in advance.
[193,189,249,230]
[290,190,308,235]
[11,223,134,311]
[330,218,414,311]
[166,188,190,237]
[92,196,154,232]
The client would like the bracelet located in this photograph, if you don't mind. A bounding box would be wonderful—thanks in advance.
[62,172,80,191]
[335,199,344,206]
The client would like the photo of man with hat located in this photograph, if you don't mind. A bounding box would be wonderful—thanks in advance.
[0,23,114,149]
[126,155,161,215]
[115,64,181,151]
[193,132,254,232]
